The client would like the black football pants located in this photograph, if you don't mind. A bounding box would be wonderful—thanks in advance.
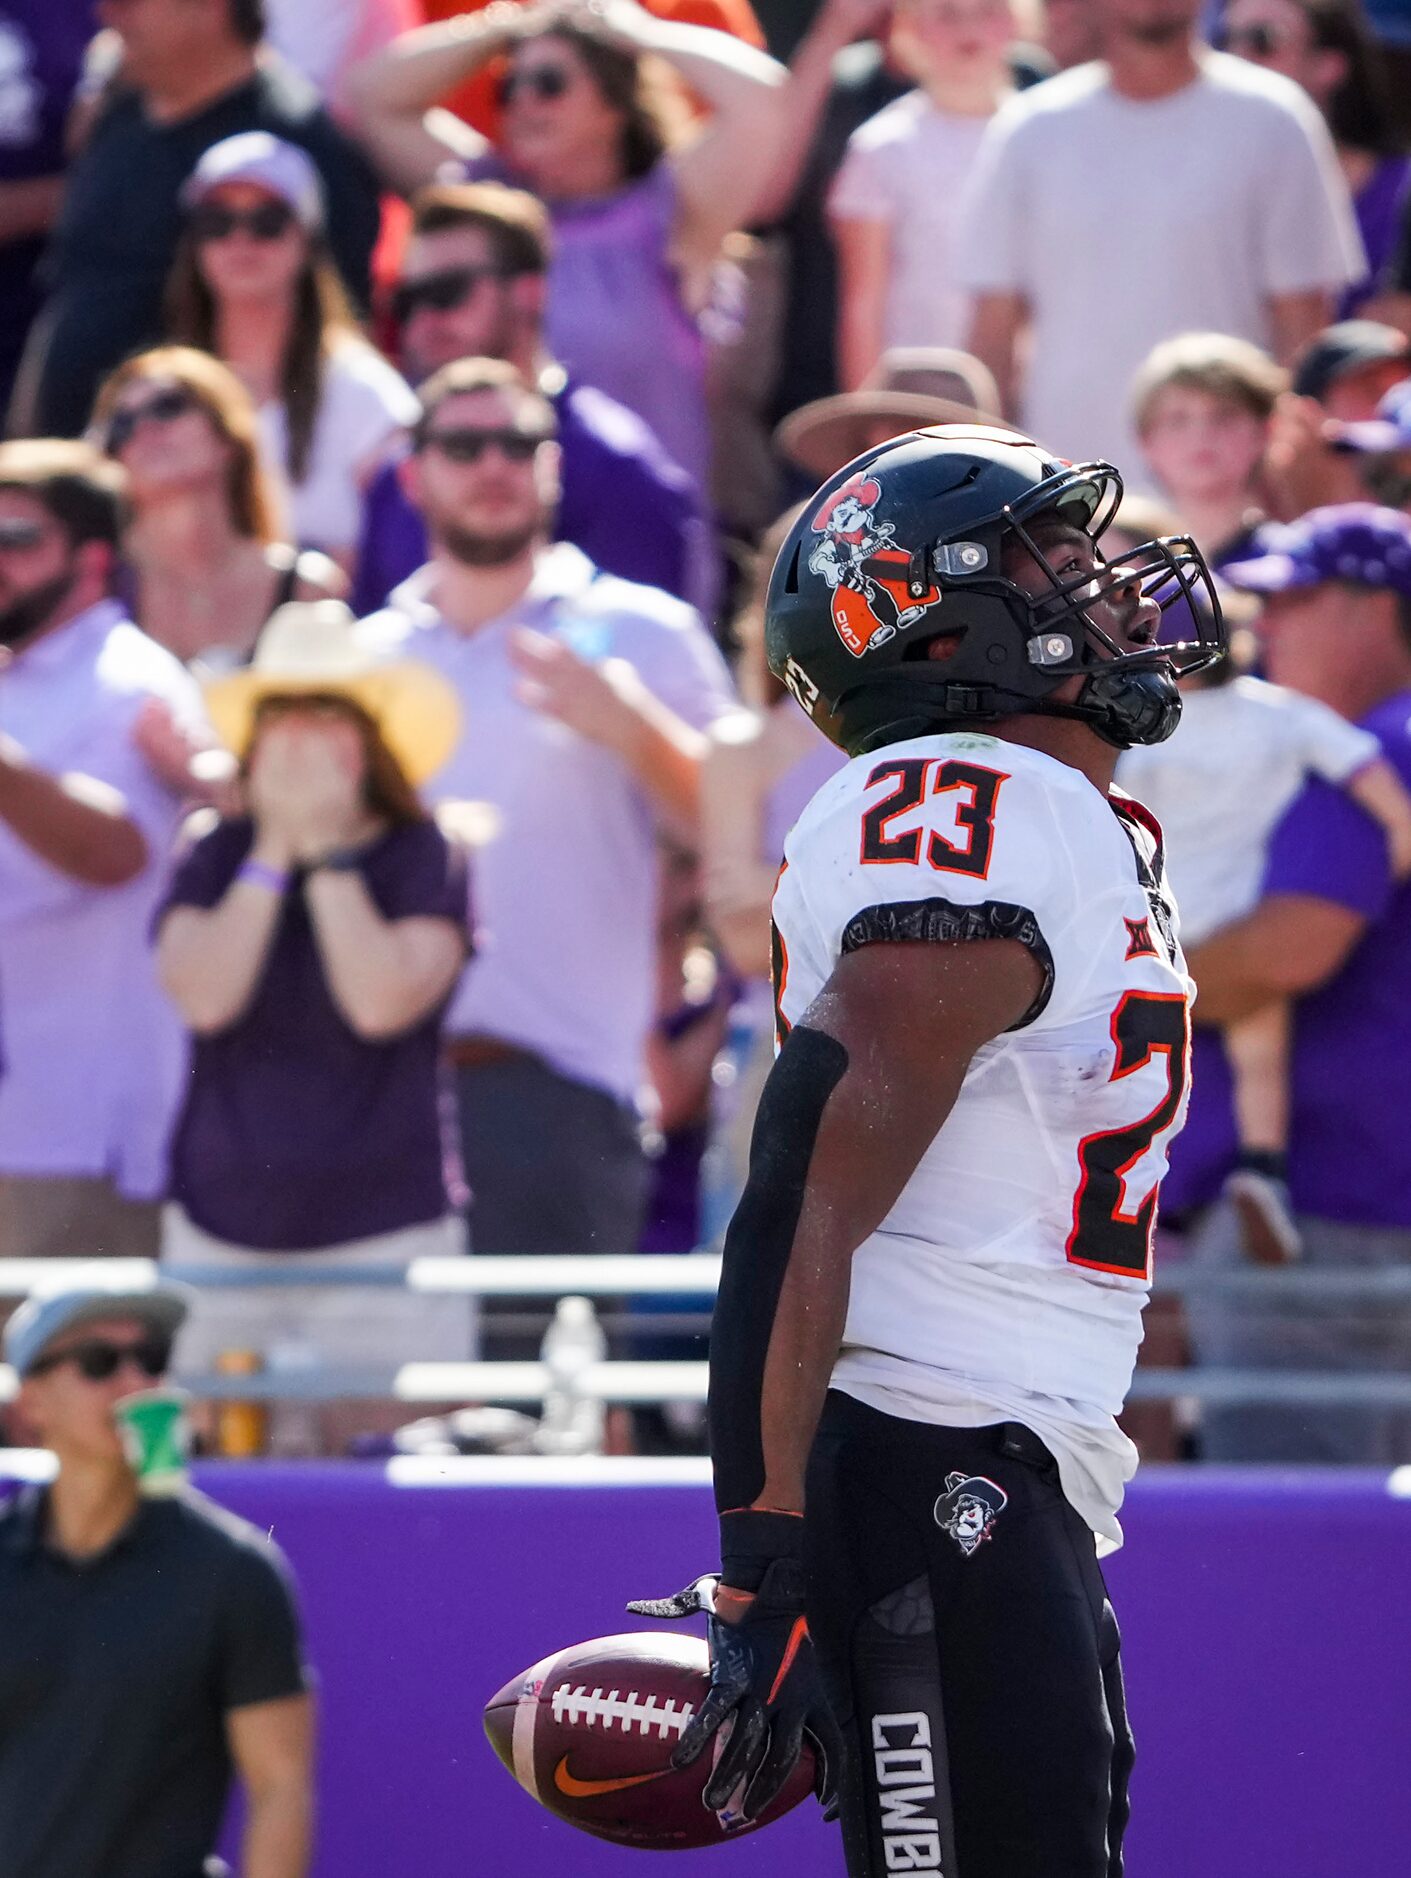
[804,1392,1133,1878]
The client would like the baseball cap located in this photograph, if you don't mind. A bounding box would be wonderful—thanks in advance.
[182,132,325,231]
[1221,504,1411,598]
[1329,379,1411,456]
[1292,321,1410,402]
[3,1281,191,1380]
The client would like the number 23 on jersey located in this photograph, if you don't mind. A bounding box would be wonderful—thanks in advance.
[856,757,1190,1282]
[859,757,1007,879]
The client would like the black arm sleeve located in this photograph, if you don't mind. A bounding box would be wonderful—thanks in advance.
[708,1026,849,1583]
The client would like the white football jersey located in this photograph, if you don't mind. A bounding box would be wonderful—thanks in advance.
[773,731,1193,1546]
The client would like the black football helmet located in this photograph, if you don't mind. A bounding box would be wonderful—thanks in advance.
[765,425,1225,755]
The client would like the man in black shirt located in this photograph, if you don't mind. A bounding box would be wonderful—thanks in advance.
[0,1281,314,1878]
[20,0,380,438]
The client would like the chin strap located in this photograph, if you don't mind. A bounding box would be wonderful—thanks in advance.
[844,660,1182,756]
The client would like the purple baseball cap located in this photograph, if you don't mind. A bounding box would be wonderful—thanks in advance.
[1221,504,1411,599]
[1330,378,1411,455]
[182,132,325,231]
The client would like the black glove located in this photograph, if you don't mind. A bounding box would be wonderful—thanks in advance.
[627,1561,843,1824]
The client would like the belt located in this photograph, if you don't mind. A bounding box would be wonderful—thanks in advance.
[444,1035,538,1071]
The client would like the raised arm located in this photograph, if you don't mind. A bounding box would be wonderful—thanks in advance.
[343,7,510,193]
[750,0,892,227]
[589,0,786,270]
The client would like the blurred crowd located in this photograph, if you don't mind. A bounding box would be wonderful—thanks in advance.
[3,0,1411,1462]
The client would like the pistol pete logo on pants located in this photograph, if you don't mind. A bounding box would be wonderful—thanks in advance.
[934,1473,1008,1557]
[871,1713,945,1871]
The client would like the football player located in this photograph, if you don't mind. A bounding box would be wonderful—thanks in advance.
[630,426,1225,1875]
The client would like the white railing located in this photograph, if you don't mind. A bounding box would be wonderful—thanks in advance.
[4,1255,1411,1407]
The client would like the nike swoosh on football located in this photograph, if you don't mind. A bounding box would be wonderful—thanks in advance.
[552,1756,674,1799]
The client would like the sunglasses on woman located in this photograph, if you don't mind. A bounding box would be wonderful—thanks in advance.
[105,387,197,454]
[28,1336,173,1383]
[417,426,547,464]
[191,199,298,244]
[1212,22,1296,56]
[497,64,572,107]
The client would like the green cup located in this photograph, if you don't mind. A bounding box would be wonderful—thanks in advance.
[114,1388,191,1495]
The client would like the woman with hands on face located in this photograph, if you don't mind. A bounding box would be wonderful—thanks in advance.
[154,600,477,1453]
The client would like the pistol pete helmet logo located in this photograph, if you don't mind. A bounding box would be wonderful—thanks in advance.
[808,471,941,658]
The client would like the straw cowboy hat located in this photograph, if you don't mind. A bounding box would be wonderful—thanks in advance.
[774,348,1012,486]
[204,601,461,787]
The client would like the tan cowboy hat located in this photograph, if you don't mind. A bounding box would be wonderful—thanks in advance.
[775,348,1013,485]
[203,601,461,787]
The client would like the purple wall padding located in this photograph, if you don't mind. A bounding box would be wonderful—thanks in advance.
[199,1464,1411,1876]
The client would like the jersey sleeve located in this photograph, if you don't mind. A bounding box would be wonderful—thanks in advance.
[779,746,1087,1032]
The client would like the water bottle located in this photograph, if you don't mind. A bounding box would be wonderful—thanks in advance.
[265,1339,322,1458]
[535,1296,607,1456]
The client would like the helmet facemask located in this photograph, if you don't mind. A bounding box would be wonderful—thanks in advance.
[976,464,1226,747]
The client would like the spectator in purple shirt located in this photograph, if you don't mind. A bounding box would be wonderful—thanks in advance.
[1173,505,1411,1461]
[154,599,474,1448]
[352,180,710,617]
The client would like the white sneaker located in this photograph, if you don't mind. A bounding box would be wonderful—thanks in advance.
[1224,1168,1303,1265]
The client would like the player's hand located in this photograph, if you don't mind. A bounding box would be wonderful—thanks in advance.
[626,1565,844,1823]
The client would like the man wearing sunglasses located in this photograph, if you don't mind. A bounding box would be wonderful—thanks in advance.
[0,1281,314,1878]
[0,440,206,1260]
[362,356,734,1329]
[351,181,711,617]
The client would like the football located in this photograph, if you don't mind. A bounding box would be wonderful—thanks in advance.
[483,1631,818,1850]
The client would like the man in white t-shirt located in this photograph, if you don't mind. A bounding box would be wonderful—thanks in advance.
[955,0,1364,481]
